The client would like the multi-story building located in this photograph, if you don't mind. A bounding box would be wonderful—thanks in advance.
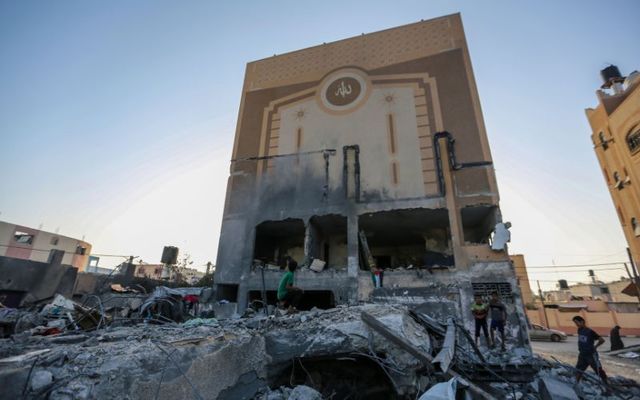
[0,220,91,271]
[586,66,640,265]
[510,254,535,306]
[215,14,529,345]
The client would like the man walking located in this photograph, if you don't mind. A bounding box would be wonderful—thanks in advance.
[572,316,608,385]
[471,294,491,347]
[489,291,507,351]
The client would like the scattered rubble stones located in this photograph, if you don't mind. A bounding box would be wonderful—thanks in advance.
[30,369,53,392]
[1,303,639,399]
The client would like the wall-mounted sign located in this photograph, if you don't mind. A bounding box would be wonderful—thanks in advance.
[318,69,371,114]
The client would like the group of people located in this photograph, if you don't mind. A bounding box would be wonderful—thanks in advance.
[471,292,508,350]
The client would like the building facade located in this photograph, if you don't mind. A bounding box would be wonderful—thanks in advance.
[215,14,529,345]
[0,220,91,271]
[586,66,640,266]
[510,254,535,306]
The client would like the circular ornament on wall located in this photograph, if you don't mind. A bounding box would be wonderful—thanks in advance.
[317,68,371,114]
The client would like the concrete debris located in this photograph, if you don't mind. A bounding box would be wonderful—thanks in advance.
[418,377,472,400]
[617,351,640,359]
[30,369,54,392]
[537,377,579,400]
[287,385,323,400]
[0,301,638,399]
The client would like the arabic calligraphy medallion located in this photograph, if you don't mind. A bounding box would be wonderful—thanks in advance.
[325,77,361,106]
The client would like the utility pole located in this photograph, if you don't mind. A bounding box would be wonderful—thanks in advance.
[206,261,212,275]
[537,280,549,328]
[624,263,640,304]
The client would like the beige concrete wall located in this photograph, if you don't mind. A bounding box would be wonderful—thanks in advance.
[510,254,535,305]
[0,220,91,271]
[0,222,14,257]
[277,86,427,199]
[526,308,640,336]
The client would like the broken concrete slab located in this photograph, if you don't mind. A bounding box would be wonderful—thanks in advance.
[538,377,579,400]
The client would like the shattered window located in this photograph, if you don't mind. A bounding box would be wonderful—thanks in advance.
[13,231,34,245]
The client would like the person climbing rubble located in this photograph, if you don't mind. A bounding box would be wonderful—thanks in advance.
[489,291,507,351]
[572,315,609,386]
[471,294,492,348]
[277,257,303,314]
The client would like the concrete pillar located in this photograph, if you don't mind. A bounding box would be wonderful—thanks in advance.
[347,214,359,278]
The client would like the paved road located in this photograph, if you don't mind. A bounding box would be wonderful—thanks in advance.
[531,336,640,381]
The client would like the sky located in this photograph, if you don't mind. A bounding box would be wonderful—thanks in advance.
[1,1,639,290]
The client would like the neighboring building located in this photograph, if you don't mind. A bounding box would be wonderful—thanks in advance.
[510,254,535,306]
[545,277,639,305]
[84,255,115,275]
[586,66,640,265]
[134,263,165,280]
[215,13,529,356]
[181,267,205,285]
[0,220,91,271]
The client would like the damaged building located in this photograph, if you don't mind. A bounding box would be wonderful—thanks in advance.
[215,13,527,334]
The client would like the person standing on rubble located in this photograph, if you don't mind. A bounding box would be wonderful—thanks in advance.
[489,291,507,351]
[471,294,492,347]
[277,258,303,314]
[572,316,608,385]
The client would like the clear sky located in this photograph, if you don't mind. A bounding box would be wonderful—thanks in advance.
[1,1,639,290]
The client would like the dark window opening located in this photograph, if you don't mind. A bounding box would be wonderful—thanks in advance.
[217,284,239,302]
[633,217,640,237]
[50,237,59,246]
[461,205,499,244]
[358,209,452,270]
[254,219,305,267]
[249,289,335,311]
[308,215,348,269]
[13,231,34,245]
[0,290,27,310]
[271,355,398,400]
[627,128,640,153]
[75,245,87,255]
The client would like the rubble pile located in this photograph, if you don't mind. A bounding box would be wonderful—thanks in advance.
[1,297,639,399]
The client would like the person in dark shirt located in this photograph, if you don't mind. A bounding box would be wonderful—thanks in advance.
[610,325,624,351]
[572,316,608,384]
[489,292,507,351]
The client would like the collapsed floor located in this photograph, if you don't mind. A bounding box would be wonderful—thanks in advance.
[1,304,639,400]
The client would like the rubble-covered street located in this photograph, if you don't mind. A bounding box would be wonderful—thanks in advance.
[2,299,639,399]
